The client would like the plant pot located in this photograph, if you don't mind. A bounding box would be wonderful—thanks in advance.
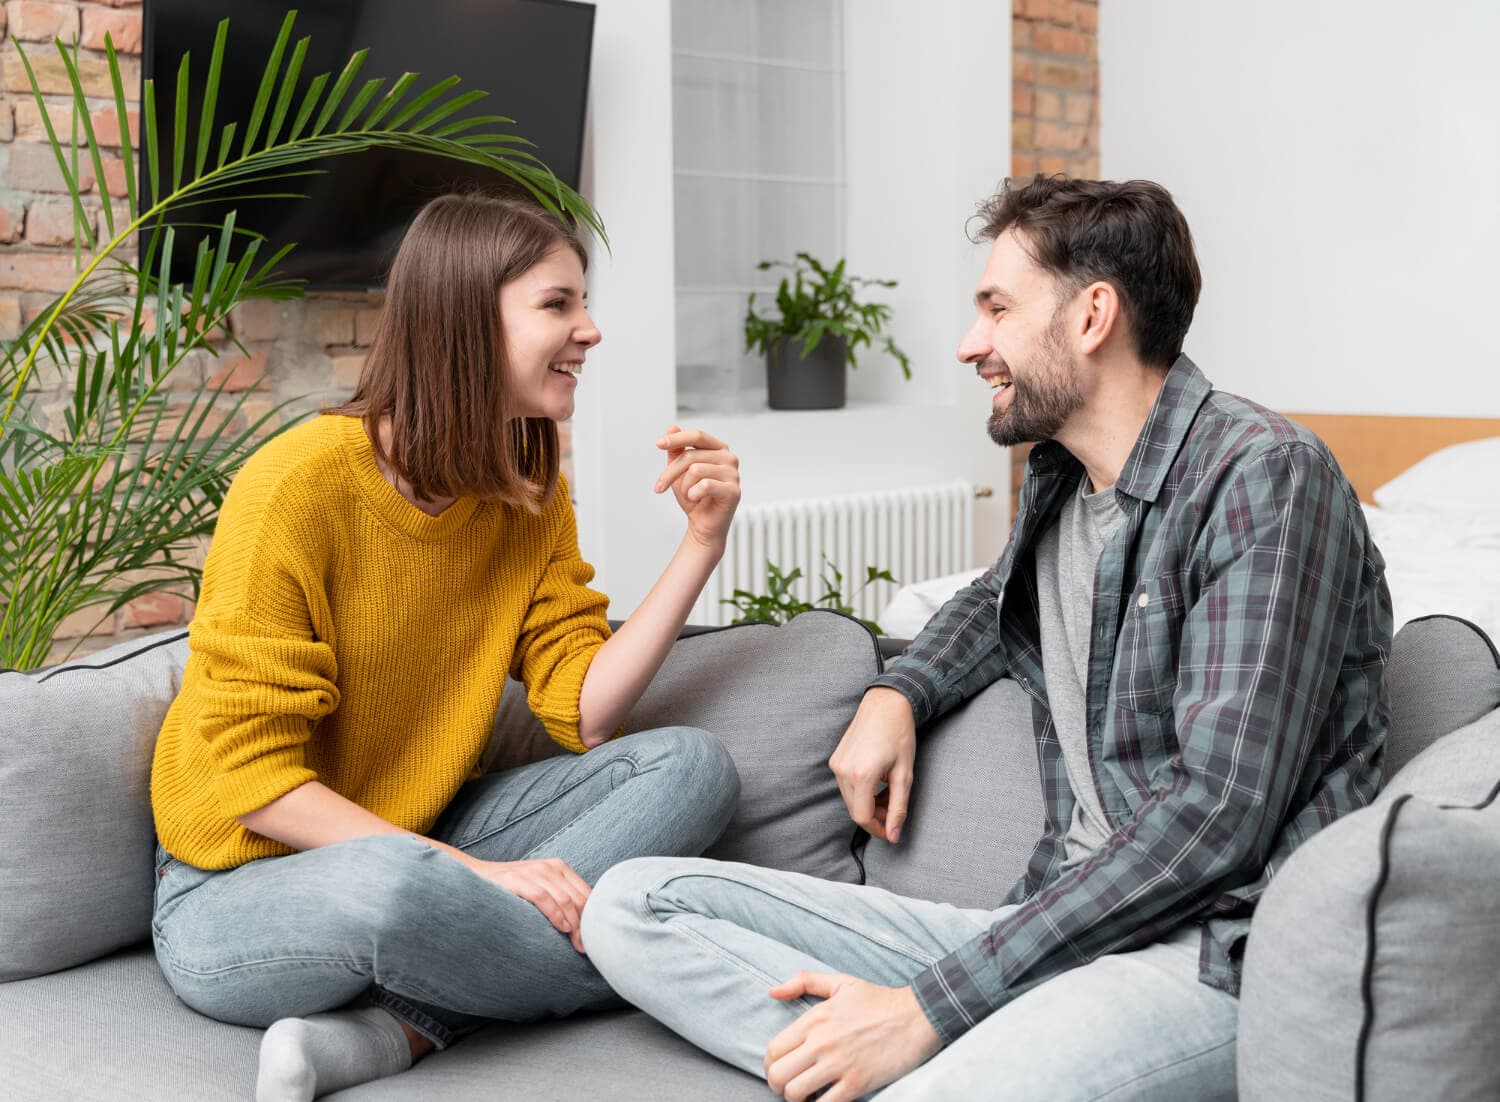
[766,334,847,410]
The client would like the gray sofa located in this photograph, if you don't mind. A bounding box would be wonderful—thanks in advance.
[2,610,1497,1100]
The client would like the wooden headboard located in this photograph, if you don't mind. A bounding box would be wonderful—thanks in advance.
[1283,413,1500,504]
[1007,414,1500,515]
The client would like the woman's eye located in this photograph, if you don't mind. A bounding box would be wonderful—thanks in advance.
[545,299,566,311]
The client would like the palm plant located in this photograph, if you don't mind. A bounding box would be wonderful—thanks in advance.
[0,14,602,670]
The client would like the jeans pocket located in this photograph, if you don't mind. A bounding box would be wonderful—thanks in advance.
[152,847,212,939]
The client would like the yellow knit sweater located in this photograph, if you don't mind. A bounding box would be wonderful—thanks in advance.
[151,414,611,870]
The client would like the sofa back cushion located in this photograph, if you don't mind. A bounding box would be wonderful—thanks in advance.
[0,631,189,981]
[859,676,1044,909]
[486,610,882,882]
[1383,614,1500,776]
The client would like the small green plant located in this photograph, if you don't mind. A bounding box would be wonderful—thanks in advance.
[723,556,898,636]
[744,253,912,379]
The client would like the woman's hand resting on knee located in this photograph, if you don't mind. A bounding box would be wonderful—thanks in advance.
[463,857,592,953]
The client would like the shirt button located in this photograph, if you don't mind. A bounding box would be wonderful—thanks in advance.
[1138,592,1150,608]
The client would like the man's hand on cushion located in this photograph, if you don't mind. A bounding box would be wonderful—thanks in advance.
[829,686,917,843]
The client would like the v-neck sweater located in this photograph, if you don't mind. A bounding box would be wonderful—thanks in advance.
[151,414,611,869]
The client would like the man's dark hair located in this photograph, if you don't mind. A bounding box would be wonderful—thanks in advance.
[975,175,1201,369]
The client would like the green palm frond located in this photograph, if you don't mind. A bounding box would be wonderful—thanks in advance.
[0,13,604,669]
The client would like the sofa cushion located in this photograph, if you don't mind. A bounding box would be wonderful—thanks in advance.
[0,631,189,982]
[485,610,882,882]
[1384,614,1500,776]
[0,945,770,1101]
[1237,706,1500,1102]
[860,676,1044,909]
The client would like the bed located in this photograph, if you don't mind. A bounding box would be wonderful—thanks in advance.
[1297,413,1500,646]
[880,414,1500,646]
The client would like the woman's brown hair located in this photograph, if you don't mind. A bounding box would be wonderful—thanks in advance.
[330,192,589,511]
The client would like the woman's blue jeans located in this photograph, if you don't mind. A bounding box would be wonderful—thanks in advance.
[151,726,739,1048]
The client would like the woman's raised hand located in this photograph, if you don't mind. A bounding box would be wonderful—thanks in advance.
[653,425,741,550]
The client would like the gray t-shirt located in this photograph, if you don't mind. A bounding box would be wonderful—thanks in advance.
[1035,476,1128,867]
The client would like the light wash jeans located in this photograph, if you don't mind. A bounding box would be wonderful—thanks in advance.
[151,727,739,1048]
[581,857,1239,1101]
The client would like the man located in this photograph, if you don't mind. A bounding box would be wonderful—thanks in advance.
[581,175,1391,1100]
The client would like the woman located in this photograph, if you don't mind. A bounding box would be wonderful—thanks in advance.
[149,194,743,1101]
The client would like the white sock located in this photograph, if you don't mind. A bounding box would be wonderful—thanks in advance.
[256,1006,414,1102]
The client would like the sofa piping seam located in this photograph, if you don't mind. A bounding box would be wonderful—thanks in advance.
[1355,776,1500,1099]
[23,629,190,682]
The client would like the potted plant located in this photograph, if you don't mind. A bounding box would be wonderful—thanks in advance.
[0,16,601,669]
[744,252,911,410]
[722,556,897,636]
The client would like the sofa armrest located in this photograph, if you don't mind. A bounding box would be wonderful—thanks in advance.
[1385,614,1500,777]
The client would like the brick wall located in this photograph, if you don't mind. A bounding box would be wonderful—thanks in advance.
[0,2,576,661]
[1007,0,1101,510]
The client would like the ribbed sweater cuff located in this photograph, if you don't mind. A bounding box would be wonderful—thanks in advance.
[210,717,320,819]
[536,651,593,755]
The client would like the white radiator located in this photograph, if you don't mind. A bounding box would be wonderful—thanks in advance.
[694,481,979,628]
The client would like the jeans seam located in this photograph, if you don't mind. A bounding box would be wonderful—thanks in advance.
[371,990,455,1050]
[158,951,368,978]
[164,948,463,1041]
[642,866,949,971]
[1089,1035,1238,1100]
[445,750,645,853]
[521,755,644,860]
[667,920,817,1016]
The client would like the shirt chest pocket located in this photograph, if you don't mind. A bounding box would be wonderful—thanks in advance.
[1112,574,1188,716]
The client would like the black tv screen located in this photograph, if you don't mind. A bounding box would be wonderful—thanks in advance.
[142,0,594,288]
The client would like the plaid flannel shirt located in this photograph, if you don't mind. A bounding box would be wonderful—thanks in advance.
[872,356,1392,1044]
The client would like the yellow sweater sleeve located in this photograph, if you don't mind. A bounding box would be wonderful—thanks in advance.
[512,482,612,754]
[178,443,341,820]
[189,613,339,818]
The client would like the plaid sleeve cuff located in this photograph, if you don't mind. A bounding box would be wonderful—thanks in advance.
[868,665,941,728]
[910,934,1011,1045]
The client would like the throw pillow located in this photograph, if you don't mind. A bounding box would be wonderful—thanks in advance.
[485,610,882,882]
[0,631,189,981]
[1237,707,1500,1101]
[1370,435,1500,516]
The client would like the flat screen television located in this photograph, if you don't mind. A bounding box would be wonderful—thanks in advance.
[141,0,595,289]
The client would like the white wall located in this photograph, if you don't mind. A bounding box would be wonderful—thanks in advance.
[575,0,1013,614]
[1101,0,1500,416]
[571,0,684,616]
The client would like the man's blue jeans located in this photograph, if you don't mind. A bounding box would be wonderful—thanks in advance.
[151,726,739,1048]
[582,856,1239,1101]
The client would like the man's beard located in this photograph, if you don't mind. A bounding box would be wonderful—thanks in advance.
[986,319,1083,448]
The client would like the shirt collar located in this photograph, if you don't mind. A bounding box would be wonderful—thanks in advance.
[1020,354,1212,506]
[1114,354,1213,504]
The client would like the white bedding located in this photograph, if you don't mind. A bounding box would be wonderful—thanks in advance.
[1361,504,1500,645]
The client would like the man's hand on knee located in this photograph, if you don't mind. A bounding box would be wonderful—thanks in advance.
[763,972,941,1102]
[829,688,917,843]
